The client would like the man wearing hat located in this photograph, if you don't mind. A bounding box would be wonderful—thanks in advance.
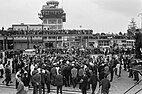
[31,68,41,94]
[100,75,111,94]
[55,70,63,94]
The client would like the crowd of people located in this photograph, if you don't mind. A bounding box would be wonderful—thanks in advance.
[0,45,140,94]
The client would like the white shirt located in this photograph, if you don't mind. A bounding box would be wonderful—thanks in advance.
[56,67,60,75]
[30,64,35,75]
[116,63,121,69]
[0,64,4,69]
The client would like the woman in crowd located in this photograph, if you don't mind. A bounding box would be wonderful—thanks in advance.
[55,70,63,94]
[21,71,30,94]
[16,71,26,94]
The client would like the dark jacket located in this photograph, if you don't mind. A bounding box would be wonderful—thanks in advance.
[22,75,30,87]
[81,75,88,89]
[100,78,111,93]
[51,67,57,76]
[55,74,63,86]
[45,70,50,83]
[90,73,98,85]
[40,72,45,83]
[5,67,11,77]
[32,73,41,85]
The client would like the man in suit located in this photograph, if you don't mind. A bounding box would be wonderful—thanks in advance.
[100,75,111,94]
[55,70,63,94]
[51,65,57,85]
[63,64,71,87]
[90,71,99,94]
[45,69,51,93]
[40,68,45,94]
[81,72,88,94]
[31,68,41,94]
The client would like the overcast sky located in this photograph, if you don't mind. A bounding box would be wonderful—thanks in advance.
[0,0,142,33]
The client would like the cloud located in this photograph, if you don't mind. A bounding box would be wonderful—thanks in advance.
[92,0,142,17]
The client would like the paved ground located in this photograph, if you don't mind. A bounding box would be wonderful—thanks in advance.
[0,70,142,94]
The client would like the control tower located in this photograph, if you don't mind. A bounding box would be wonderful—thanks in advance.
[38,0,66,30]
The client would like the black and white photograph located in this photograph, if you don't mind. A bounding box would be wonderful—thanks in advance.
[0,0,142,94]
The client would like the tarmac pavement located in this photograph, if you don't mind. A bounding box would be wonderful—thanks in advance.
[0,70,142,94]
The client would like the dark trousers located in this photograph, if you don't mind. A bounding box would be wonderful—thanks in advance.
[41,83,45,94]
[33,83,42,94]
[133,71,139,82]
[0,69,3,77]
[45,81,50,93]
[87,81,90,90]
[64,76,70,87]
[82,88,87,94]
[91,84,97,94]
[5,76,11,86]
[16,80,19,89]
[57,85,62,94]
[124,63,127,71]
[110,71,114,82]
[128,69,133,78]
[51,75,56,86]
[72,77,77,88]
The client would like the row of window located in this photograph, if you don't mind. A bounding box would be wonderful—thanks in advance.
[13,25,62,31]
[43,19,62,24]
[98,41,109,46]
[42,10,63,15]
[14,36,62,39]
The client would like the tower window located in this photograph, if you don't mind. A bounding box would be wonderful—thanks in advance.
[58,19,62,24]
[58,25,62,29]
[43,19,47,24]
[48,19,57,24]
[49,25,57,30]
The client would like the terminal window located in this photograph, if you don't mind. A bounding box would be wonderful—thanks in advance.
[48,19,57,24]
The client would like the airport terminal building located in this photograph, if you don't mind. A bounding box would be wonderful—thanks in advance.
[0,0,135,50]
